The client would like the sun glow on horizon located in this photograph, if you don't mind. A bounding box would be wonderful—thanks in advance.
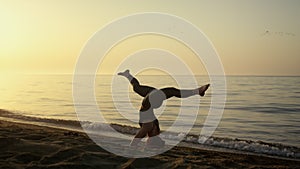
[1,0,299,75]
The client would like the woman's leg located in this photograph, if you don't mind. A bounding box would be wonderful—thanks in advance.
[118,69,156,97]
[140,84,210,110]
[160,84,210,99]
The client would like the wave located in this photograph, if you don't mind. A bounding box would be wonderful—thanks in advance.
[0,109,82,128]
[188,135,299,159]
[0,109,299,159]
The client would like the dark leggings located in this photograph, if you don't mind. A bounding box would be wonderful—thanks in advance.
[130,77,197,99]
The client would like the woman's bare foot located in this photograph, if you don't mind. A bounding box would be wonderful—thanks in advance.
[199,84,210,97]
[117,69,130,77]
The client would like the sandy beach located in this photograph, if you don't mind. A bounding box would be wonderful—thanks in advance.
[0,119,299,169]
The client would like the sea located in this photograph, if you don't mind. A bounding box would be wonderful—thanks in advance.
[0,74,299,158]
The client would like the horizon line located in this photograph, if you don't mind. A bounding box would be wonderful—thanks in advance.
[1,72,300,77]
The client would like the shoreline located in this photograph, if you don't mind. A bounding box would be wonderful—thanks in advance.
[1,108,299,159]
[1,119,299,168]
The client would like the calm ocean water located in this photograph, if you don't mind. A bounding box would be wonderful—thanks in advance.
[1,74,300,149]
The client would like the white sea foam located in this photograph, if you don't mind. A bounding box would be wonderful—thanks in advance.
[1,109,299,159]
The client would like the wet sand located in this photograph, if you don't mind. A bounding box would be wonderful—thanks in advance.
[0,120,299,169]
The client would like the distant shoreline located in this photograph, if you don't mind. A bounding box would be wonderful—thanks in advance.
[2,72,300,77]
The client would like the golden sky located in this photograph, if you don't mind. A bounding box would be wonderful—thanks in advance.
[1,0,299,75]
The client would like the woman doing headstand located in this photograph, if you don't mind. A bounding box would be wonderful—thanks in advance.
[118,70,210,147]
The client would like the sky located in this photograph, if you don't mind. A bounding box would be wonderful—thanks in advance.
[0,0,299,75]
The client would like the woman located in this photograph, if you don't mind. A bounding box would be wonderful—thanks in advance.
[118,70,210,147]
